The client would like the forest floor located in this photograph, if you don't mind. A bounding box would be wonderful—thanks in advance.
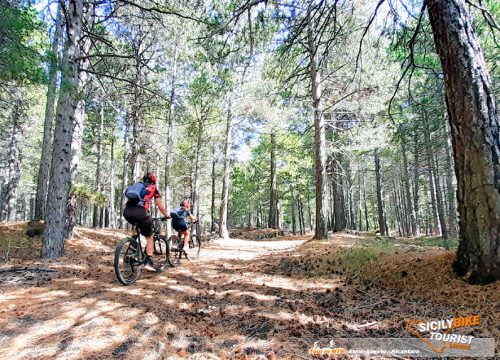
[0,222,498,360]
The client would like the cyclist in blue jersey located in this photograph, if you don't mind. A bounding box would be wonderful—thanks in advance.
[170,200,197,254]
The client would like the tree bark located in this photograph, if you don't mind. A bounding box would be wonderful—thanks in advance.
[34,4,63,220]
[42,0,86,258]
[219,104,233,240]
[427,0,500,283]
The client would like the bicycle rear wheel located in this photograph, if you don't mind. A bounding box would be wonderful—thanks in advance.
[153,235,173,269]
[114,237,142,286]
[167,235,182,266]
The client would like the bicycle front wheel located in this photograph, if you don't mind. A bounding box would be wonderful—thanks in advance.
[114,237,142,286]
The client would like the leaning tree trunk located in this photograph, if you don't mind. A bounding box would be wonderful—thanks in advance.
[42,0,86,258]
[0,88,26,221]
[34,4,63,220]
[308,21,328,239]
[427,0,500,284]
[268,131,278,229]
[219,105,233,240]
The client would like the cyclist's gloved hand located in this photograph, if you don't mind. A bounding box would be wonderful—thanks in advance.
[161,216,170,221]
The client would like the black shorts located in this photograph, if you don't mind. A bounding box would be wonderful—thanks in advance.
[172,221,188,233]
[123,206,153,236]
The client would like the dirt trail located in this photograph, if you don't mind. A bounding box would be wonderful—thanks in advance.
[0,229,314,359]
[0,227,498,359]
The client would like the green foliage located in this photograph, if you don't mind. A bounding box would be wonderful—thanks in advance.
[337,238,392,271]
[0,2,47,84]
[415,236,459,249]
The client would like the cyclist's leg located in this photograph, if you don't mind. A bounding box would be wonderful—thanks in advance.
[181,230,190,248]
[138,218,154,256]
[135,213,156,271]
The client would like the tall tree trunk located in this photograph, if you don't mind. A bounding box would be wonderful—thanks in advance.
[210,145,217,232]
[362,171,369,231]
[346,162,355,229]
[119,106,130,229]
[268,132,278,229]
[191,119,204,235]
[357,171,363,230]
[0,88,26,221]
[308,18,328,239]
[128,34,145,182]
[109,133,116,228]
[427,0,500,283]
[374,149,386,236]
[93,101,105,228]
[305,191,312,231]
[433,146,449,242]
[412,130,420,235]
[332,158,345,232]
[34,4,63,220]
[400,130,417,236]
[164,46,178,238]
[424,116,448,241]
[291,192,297,235]
[219,105,233,240]
[298,197,305,235]
[423,113,440,236]
[42,0,86,258]
[444,121,457,235]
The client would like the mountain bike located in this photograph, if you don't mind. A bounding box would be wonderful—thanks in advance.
[114,217,172,286]
[168,221,201,264]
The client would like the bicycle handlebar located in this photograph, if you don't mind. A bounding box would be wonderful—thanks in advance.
[152,217,199,224]
[152,217,169,221]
